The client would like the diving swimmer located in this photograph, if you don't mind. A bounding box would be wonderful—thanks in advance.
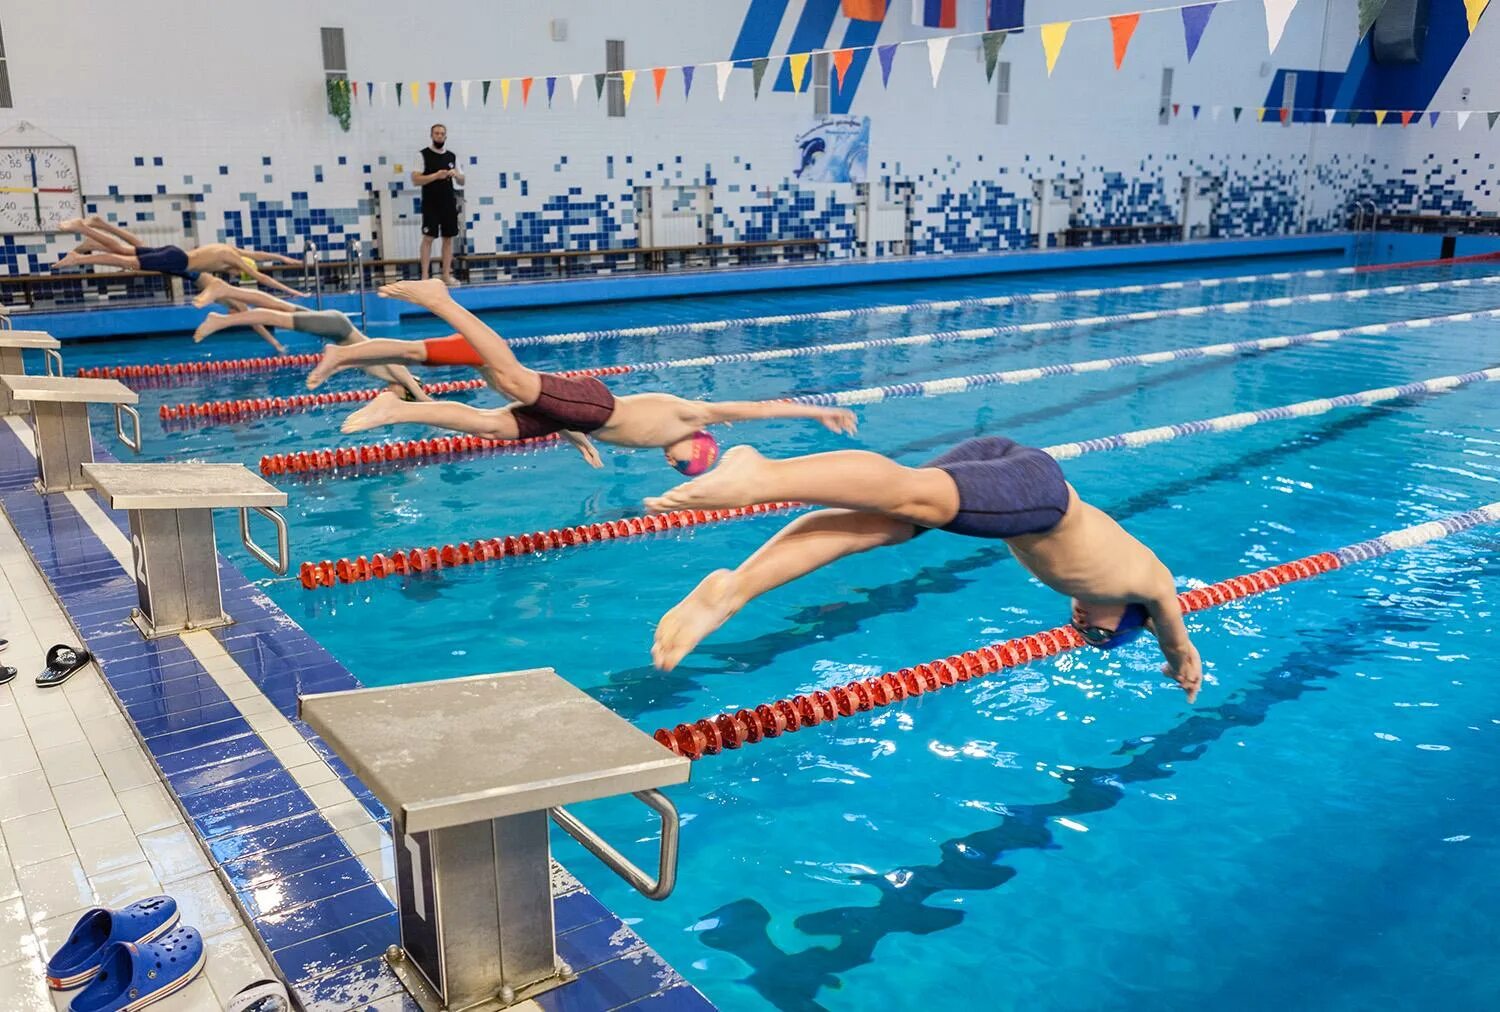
[646,438,1204,700]
[336,279,858,472]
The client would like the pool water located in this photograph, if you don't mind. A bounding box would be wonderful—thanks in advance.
[64,253,1500,1010]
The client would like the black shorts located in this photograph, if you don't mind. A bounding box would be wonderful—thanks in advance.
[421,205,459,238]
[917,437,1070,539]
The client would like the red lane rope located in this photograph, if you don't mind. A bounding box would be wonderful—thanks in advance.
[79,352,322,382]
[651,550,1342,761]
[1351,250,1500,273]
[260,431,561,477]
[160,364,632,422]
[295,501,805,589]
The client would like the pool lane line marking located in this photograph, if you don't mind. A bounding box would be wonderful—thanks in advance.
[654,500,1500,760]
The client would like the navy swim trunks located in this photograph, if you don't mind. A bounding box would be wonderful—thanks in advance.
[919,436,1070,538]
[134,244,191,277]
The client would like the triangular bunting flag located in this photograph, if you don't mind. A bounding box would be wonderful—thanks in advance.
[443,81,453,108]
[1428,110,1440,126]
[752,58,770,98]
[521,77,533,106]
[1358,0,1388,36]
[877,44,897,87]
[1264,0,1299,54]
[1193,104,1202,119]
[410,82,420,106]
[1465,0,1490,32]
[1110,14,1140,70]
[395,81,404,106]
[981,33,1006,81]
[1324,108,1336,123]
[378,82,388,107]
[1399,109,1414,126]
[1279,106,1290,123]
[1489,111,1500,129]
[1040,22,1070,77]
[1182,4,1217,61]
[460,80,471,108]
[1457,110,1473,129]
[715,62,732,101]
[683,65,695,99]
[926,37,949,86]
[546,76,556,107]
[1255,106,1265,121]
[1233,106,1243,121]
[833,49,854,90]
[365,82,373,105]
[652,67,668,101]
[482,79,492,105]
[427,81,437,106]
[789,53,810,93]
[1212,105,1223,121]
[1173,103,1182,117]
[1374,109,1387,124]
[621,69,637,106]
[569,73,584,104]
[594,73,607,100]
[500,78,511,109]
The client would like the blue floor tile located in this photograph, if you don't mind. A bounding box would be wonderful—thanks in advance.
[535,947,684,1012]
[209,812,340,866]
[556,917,648,974]
[292,954,406,1012]
[257,882,396,951]
[274,911,398,985]
[239,856,375,920]
[221,830,356,894]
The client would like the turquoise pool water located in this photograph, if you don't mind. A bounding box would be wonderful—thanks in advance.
[65,253,1500,1010]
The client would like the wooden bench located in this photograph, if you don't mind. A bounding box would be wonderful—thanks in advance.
[1063,223,1184,247]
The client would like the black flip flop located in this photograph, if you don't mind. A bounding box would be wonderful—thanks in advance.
[37,645,91,688]
[0,665,15,686]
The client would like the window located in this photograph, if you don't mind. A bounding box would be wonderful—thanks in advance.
[0,22,11,108]
[320,27,347,82]
[606,39,626,118]
[1158,67,1174,126]
[994,61,1011,125]
[1281,70,1297,126]
[812,51,830,117]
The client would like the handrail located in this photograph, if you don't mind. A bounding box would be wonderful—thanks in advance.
[549,790,679,900]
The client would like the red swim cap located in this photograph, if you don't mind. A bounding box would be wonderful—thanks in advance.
[668,431,720,476]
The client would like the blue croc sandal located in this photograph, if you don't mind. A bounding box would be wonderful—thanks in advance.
[70,925,206,1012]
[45,895,180,991]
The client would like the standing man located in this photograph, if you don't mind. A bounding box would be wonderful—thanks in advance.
[412,123,464,286]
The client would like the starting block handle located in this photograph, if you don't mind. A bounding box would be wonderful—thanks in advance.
[44,348,63,377]
[550,789,679,901]
[113,404,142,453]
[240,506,290,575]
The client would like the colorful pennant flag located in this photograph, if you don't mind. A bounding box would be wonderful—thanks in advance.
[1174,103,1181,117]
[1233,106,1243,121]
[1428,110,1440,126]
[751,58,770,98]
[546,76,556,107]
[427,81,437,106]
[460,80,471,108]
[683,65,695,99]
[1358,0,1388,36]
[982,32,1006,81]
[877,44,898,87]
[395,81,404,106]
[1263,0,1299,54]
[789,53,810,93]
[715,62,732,101]
[443,81,453,108]
[500,78,511,109]
[1110,14,1140,70]
[1182,4,1217,61]
[1399,110,1414,126]
[482,79,492,105]
[1193,104,1202,119]
[1255,106,1265,120]
[833,48,854,90]
[365,82,373,105]
[1457,110,1473,129]
[569,73,584,103]
[621,69,637,106]
[410,82,420,106]
[1040,22,1070,77]
[1490,111,1500,129]
[594,73,607,100]
[926,37,949,86]
[1373,109,1387,125]
[912,0,956,29]
[842,0,887,19]
[1465,0,1491,32]
[521,77,533,106]
[1279,106,1289,123]
[1323,108,1337,124]
[652,66,668,101]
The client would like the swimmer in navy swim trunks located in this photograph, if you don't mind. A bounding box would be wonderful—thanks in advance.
[645,441,1203,701]
[51,217,306,297]
[336,280,858,472]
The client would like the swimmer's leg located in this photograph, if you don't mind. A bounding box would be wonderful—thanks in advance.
[653,509,916,671]
[307,338,428,389]
[378,280,541,403]
[340,390,520,437]
[645,446,959,527]
[194,309,296,351]
[52,251,140,271]
[55,218,137,256]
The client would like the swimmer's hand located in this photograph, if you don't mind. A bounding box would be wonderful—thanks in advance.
[1161,645,1202,704]
[817,408,858,436]
[562,430,603,468]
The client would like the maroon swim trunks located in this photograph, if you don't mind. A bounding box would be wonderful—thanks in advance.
[511,373,617,438]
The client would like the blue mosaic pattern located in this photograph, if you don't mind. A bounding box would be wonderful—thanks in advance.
[0,430,711,1012]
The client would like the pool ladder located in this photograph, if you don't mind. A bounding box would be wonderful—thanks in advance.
[1348,199,1379,265]
[303,236,369,323]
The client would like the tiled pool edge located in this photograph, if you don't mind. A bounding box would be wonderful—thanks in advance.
[0,423,711,1012]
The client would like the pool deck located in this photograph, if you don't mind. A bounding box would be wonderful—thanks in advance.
[0,418,711,1011]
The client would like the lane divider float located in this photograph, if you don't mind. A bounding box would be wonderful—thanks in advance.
[295,501,804,589]
[260,431,562,477]
[651,502,1500,760]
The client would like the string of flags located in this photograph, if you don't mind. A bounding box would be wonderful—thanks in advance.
[332,0,1492,111]
[1168,105,1500,128]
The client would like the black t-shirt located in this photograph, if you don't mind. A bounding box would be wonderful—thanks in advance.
[420,147,457,211]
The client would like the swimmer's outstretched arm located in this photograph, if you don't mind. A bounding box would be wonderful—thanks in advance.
[233,246,303,266]
[653,509,915,671]
[695,400,858,435]
[238,264,308,298]
[193,276,303,312]
[1139,570,1202,703]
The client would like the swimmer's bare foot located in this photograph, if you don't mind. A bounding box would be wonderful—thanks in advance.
[51,251,88,270]
[192,313,236,343]
[341,390,408,434]
[191,275,233,308]
[306,343,352,389]
[652,569,744,671]
[378,278,451,307]
[58,217,86,233]
[644,445,767,514]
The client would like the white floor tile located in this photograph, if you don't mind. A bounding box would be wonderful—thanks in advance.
[321,800,372,834]
[287,760,337,791]
[0,894,35,966]
[96,747,157,794]
[137,826,210,885]
[167,871,240,938]
[14,855,92,923]
[0,734,41,775]
[203,926,273,1009]
[0,702,27,741]
[270,740,318,769]
[0,768,56,823]
[115,783,180,836]
[69,816,148,877]
[340,820,389,857]
[0,845,17,902]
[11,684,73,722]
[35,743,103,788]
[304,779,358,811]
[87,862,163,910]
[78,713,137,754]
[23,710,87,750]
[1,810,74,868]
[0,954,55,1011]
[51,776,123,829]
